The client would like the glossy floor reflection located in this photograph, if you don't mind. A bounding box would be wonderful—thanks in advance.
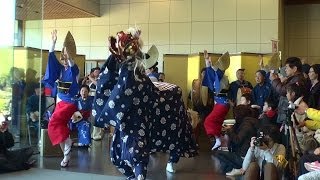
[23,132,234,180]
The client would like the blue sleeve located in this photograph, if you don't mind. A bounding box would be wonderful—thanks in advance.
[202,67,223,92]
[42,52,63,88]
[71,64,79,77]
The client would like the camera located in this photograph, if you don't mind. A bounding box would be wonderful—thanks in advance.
[254,132,265,146]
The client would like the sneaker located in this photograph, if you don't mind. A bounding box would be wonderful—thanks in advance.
[226,168,243,176]
[166,162,176,173]
[304,161,320,172]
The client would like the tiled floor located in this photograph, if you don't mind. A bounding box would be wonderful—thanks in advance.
[3,132,234,180]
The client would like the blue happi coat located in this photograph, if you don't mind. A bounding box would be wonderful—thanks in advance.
[69,96,93,146]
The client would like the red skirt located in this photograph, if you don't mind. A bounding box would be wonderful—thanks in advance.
[48,101,77,145]
[204,103,229,137]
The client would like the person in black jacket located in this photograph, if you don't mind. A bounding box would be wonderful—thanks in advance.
[214,105,259,175]
[0,113,35,173]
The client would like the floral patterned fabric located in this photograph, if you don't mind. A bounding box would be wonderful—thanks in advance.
[92,55,197,179]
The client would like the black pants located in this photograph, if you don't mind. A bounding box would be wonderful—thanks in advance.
[215,151,243,174]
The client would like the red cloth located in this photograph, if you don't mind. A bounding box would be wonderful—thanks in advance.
[80,110,91,120]
[44,87,52,97]
[48,101,77,145]
[204,103,229,137]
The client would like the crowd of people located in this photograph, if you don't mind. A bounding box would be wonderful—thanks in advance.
[197,48,320,179]
[1,27,320,180]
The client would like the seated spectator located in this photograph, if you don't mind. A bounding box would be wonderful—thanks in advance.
[69,85,92,147]
[0,113,35,173]
[215,105,259,175]
[297,102,320,131]
[239,93,259,119]
[259,99,278,127]
[26,83,46,134]
[228,125,286,180]
[228,69,253,107]
[298,147,320,177]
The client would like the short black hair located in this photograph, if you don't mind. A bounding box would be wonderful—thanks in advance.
[265,99,277,110]
[311,64,320,81]
[90,67,100,73]
[285,57,302,73]
[258,125,281,143]
[80,84,90,91]
[287,83,302,98]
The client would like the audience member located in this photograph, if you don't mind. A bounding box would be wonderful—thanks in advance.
[228,69,253,106]
[26,83,46,134]
[215,105,259,175]
[0,113,35,173]
[251,70,271,111]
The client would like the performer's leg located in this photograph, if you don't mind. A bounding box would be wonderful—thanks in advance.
[110,130,135,179]
[133,163,148,180]
[204,104,229,150]
[60,137,72,167]
[166,152,180,173]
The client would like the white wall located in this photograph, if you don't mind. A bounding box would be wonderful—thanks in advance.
[25,0,279,71]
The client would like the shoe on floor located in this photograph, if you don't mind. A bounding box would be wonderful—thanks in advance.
[304,161,320,172]
[226,168,243,176]
[166,162,176,173]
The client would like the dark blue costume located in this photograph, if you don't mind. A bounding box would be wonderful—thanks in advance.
[69,96,93,146]
[93,55,197,179]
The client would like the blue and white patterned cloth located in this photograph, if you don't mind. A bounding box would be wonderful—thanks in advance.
[92,55,197,179]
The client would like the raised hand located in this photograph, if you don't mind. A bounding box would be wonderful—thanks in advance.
[204,50,212,67]
[259,55,264,68]
[51,29,57,43]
